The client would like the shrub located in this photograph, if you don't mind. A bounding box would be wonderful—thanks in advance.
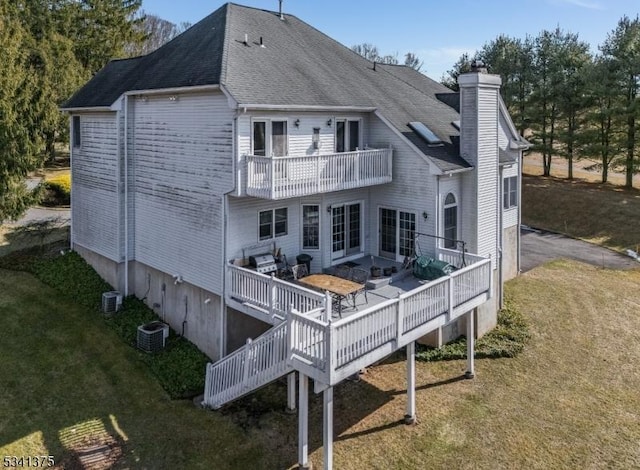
[41,173,71,206]
[5,248,208,399]
[416,296,530,362]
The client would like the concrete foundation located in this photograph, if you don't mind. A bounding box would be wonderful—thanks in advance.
[502,225,519,281]
[73,245,225,361]
[226,307,271,354]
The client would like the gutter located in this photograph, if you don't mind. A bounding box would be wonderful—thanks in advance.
[60,106,112,113]
[443,166,474,176]
[238,104,377,112]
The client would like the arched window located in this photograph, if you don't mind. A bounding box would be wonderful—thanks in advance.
[443,193,457,249]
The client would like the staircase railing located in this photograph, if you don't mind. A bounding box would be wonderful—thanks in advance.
[203,322,290,409]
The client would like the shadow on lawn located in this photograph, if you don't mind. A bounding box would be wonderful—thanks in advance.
[220,365,468,467]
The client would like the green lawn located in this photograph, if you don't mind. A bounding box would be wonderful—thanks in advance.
[2,260,639,469]
[0,268,275,469]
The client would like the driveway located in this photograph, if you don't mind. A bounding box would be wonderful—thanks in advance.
[4,206,70,227]
[520,227,639,272]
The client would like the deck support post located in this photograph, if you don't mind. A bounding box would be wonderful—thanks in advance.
[323,386,334,470]
[298,373,310,469]
[465,308,475,379]
[405,341,416,424]
[287,372,296,413]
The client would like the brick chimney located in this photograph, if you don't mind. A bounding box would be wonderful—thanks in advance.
[457,62,502,266]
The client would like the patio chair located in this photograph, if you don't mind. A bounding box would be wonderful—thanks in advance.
[350,268,369,304]
[333,264,352,279]
[276,254,294,280]
[291,263,309,280]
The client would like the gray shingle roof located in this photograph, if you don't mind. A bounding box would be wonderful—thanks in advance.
[64,3,471,171]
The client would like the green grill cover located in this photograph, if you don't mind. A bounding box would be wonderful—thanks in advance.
[413,257,455,280]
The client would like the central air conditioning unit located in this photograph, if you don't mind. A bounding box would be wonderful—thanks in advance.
[137,321,170,353]
[102,291,123,313]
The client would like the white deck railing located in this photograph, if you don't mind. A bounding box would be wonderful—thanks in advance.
[287,256,492,385]
[246,148,393,199]
[203,322,290,409]
[208,252,491,407]
[228,264,326,321]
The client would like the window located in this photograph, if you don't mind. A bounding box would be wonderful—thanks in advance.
[259,208,288,240]
[72,116,81,147]
[312,128,320,150]
[252,120,288,156]
[302,205,320,249]
[253,121,266,156]
[443,193,458,249]
[503,176,518,209]
[335,119,361,152]
[399,212,416,257]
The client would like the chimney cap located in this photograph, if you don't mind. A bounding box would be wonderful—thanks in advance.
[470,59,488,73]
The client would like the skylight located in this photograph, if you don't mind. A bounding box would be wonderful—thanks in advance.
[451,120,460,130]
[409,122,442,145]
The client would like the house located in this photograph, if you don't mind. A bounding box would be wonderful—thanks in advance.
[62,3,529,468]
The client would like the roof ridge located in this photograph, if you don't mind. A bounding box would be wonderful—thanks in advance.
[377,65,458,116]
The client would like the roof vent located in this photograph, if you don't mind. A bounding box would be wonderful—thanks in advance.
[243,33,248,46]
[451,120,460,130]
[279,0,284,20]
[409,122,443,145]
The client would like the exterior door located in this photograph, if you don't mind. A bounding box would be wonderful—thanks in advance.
[379,208,397,259]
[379,208,416,261]
[332,203,361,260]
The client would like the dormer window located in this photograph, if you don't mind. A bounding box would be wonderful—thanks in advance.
[253,120,288,156]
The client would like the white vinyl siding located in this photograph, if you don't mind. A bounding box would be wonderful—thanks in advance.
[367,114,438,257]
[71,112,120,261]
[131,91,233,295]
[502,165,519,228]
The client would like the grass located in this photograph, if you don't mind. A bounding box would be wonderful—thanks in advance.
[0,268,276,469]
[0,247,209,399]
[1,254,639,468]
[522,174,640,253]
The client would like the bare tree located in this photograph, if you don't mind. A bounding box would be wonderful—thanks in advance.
[127,10,192,56]
[352,43,423,71]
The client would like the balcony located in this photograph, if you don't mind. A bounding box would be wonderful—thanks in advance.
[245,148,393,200]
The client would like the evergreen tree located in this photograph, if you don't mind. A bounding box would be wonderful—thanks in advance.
[581,56,625,183]
[0,1,43,220]
[600,15,640,189]
[554,33,592,179]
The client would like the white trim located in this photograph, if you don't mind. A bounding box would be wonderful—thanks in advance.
[441,190,460,249]
[125,84,222,96]
[61,106,112,112]
[301,203,321,251]
[377,205,418,262]
[250,117,290,157]
[499,96,531,149]
[333,117,363,153]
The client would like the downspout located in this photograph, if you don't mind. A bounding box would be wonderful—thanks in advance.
[497,166,504,309]
[517,151,523,274]
[69,115,74,250]
[435,175,440,254]
[220,115,238,358]
[124,95,129,296]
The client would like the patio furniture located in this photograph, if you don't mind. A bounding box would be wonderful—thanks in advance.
[276,254,294,280]
[350,268,369,304]
[291,263,309,280]
[298,274,364,318]
[333,264,352,279]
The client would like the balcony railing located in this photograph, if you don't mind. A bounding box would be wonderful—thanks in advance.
[227,264,327,321]
[245,148,392,199]
[287,256,492,385]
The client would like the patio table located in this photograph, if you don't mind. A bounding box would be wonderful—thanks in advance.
[298,274,364,317]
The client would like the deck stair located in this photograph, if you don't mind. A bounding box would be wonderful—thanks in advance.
[204,253,491,409]
[203,322,291,409]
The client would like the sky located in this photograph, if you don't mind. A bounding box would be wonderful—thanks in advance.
[141,0,639,81]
